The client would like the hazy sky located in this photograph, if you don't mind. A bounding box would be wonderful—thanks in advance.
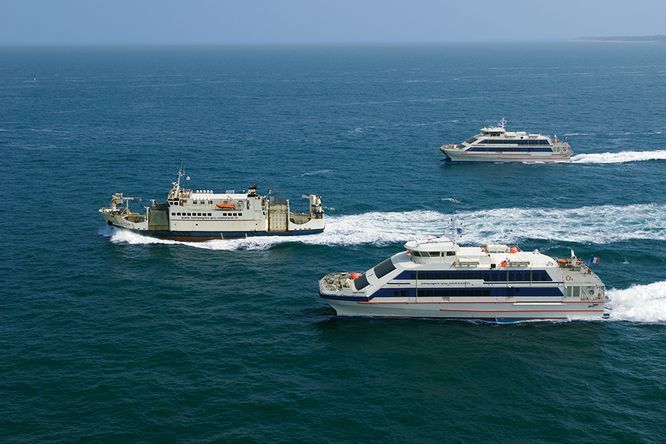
[2,0,665,45]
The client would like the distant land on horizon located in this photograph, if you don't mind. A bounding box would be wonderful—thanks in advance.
[577,34,666,42]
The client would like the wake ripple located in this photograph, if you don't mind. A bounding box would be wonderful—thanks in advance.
[608,281,666,323]
[571,150,666,164]
[106,203,666,250]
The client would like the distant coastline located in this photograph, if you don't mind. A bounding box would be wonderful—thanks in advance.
[576,35,666,43]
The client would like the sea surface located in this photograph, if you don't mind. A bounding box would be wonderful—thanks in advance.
[3,43,666,442]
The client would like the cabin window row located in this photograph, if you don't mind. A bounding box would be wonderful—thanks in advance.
[396,270,552,281]
[416,287,562,297]
[173,212,243,217]
[174,212,214,217]
[372,286,563,297]
[192,200,215,205]
[412,251,456,257]
[478,139,551,145]
[468,147,553,153]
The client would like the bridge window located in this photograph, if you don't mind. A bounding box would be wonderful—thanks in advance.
[354,274,370,290]
[374,258,397,279]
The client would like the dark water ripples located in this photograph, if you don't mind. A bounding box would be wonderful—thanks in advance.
[3,43,666,441]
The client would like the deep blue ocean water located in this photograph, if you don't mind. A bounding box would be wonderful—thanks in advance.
[3,43,666,441]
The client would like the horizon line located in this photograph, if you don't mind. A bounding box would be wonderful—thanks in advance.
[0,38,631,48]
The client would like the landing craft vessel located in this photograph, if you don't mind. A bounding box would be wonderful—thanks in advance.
[100,168,325,241]
[319,236,608,323]
[440,118,572,163]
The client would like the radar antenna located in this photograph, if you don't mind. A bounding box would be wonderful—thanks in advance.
[450,213,462,244]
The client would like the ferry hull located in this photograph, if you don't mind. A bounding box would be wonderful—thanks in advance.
[152,228,324,241]
[321,297,607,322]
[100,169,326,243]
[440,146,571,164]
[107,222,324,241]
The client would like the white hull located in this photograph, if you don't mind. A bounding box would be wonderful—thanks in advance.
[323,298,605,322]
[319,237,608,323]
[439,120,573,163]
[100,169,325,241]
[100,209,324,234]
[441,145,571,163]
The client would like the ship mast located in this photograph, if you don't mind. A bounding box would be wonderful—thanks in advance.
[169,163,185,199]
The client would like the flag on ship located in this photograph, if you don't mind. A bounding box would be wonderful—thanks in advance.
[589,256,601,265]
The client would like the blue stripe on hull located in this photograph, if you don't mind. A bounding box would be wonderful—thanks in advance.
[319,287,564,301]
[319,294,370,302]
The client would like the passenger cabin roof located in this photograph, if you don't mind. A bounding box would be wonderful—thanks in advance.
[481,125,506,134]
[404,237,458,252]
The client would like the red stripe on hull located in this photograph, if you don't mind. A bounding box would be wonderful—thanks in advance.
[358,300,604,305]
[440,308,605,313]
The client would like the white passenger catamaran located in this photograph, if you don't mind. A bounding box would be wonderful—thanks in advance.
[319,235,608,323]
[440,118,572,163]
[100,168,325,241]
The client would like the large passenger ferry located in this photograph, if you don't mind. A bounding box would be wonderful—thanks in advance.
[319,237,608,323]
[440,119,572,163]
[100,168,325,241]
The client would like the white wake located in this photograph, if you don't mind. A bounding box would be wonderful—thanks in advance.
[105,203,666,250]
[607,281,666,323]
[571,150,666,164]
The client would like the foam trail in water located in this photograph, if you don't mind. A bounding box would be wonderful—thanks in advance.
[607,281,666,323]
[441,197,462,204]
[571,150,666,164]
[107,203,666,250]
[301,169,332,177]
[457,204,666,244]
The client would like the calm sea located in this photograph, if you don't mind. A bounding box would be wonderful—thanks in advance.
[2,43,666,441]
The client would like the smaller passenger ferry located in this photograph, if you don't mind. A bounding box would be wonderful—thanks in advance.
[100,168,325,241]
[319,236,608,323]
[440,119,572,163]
